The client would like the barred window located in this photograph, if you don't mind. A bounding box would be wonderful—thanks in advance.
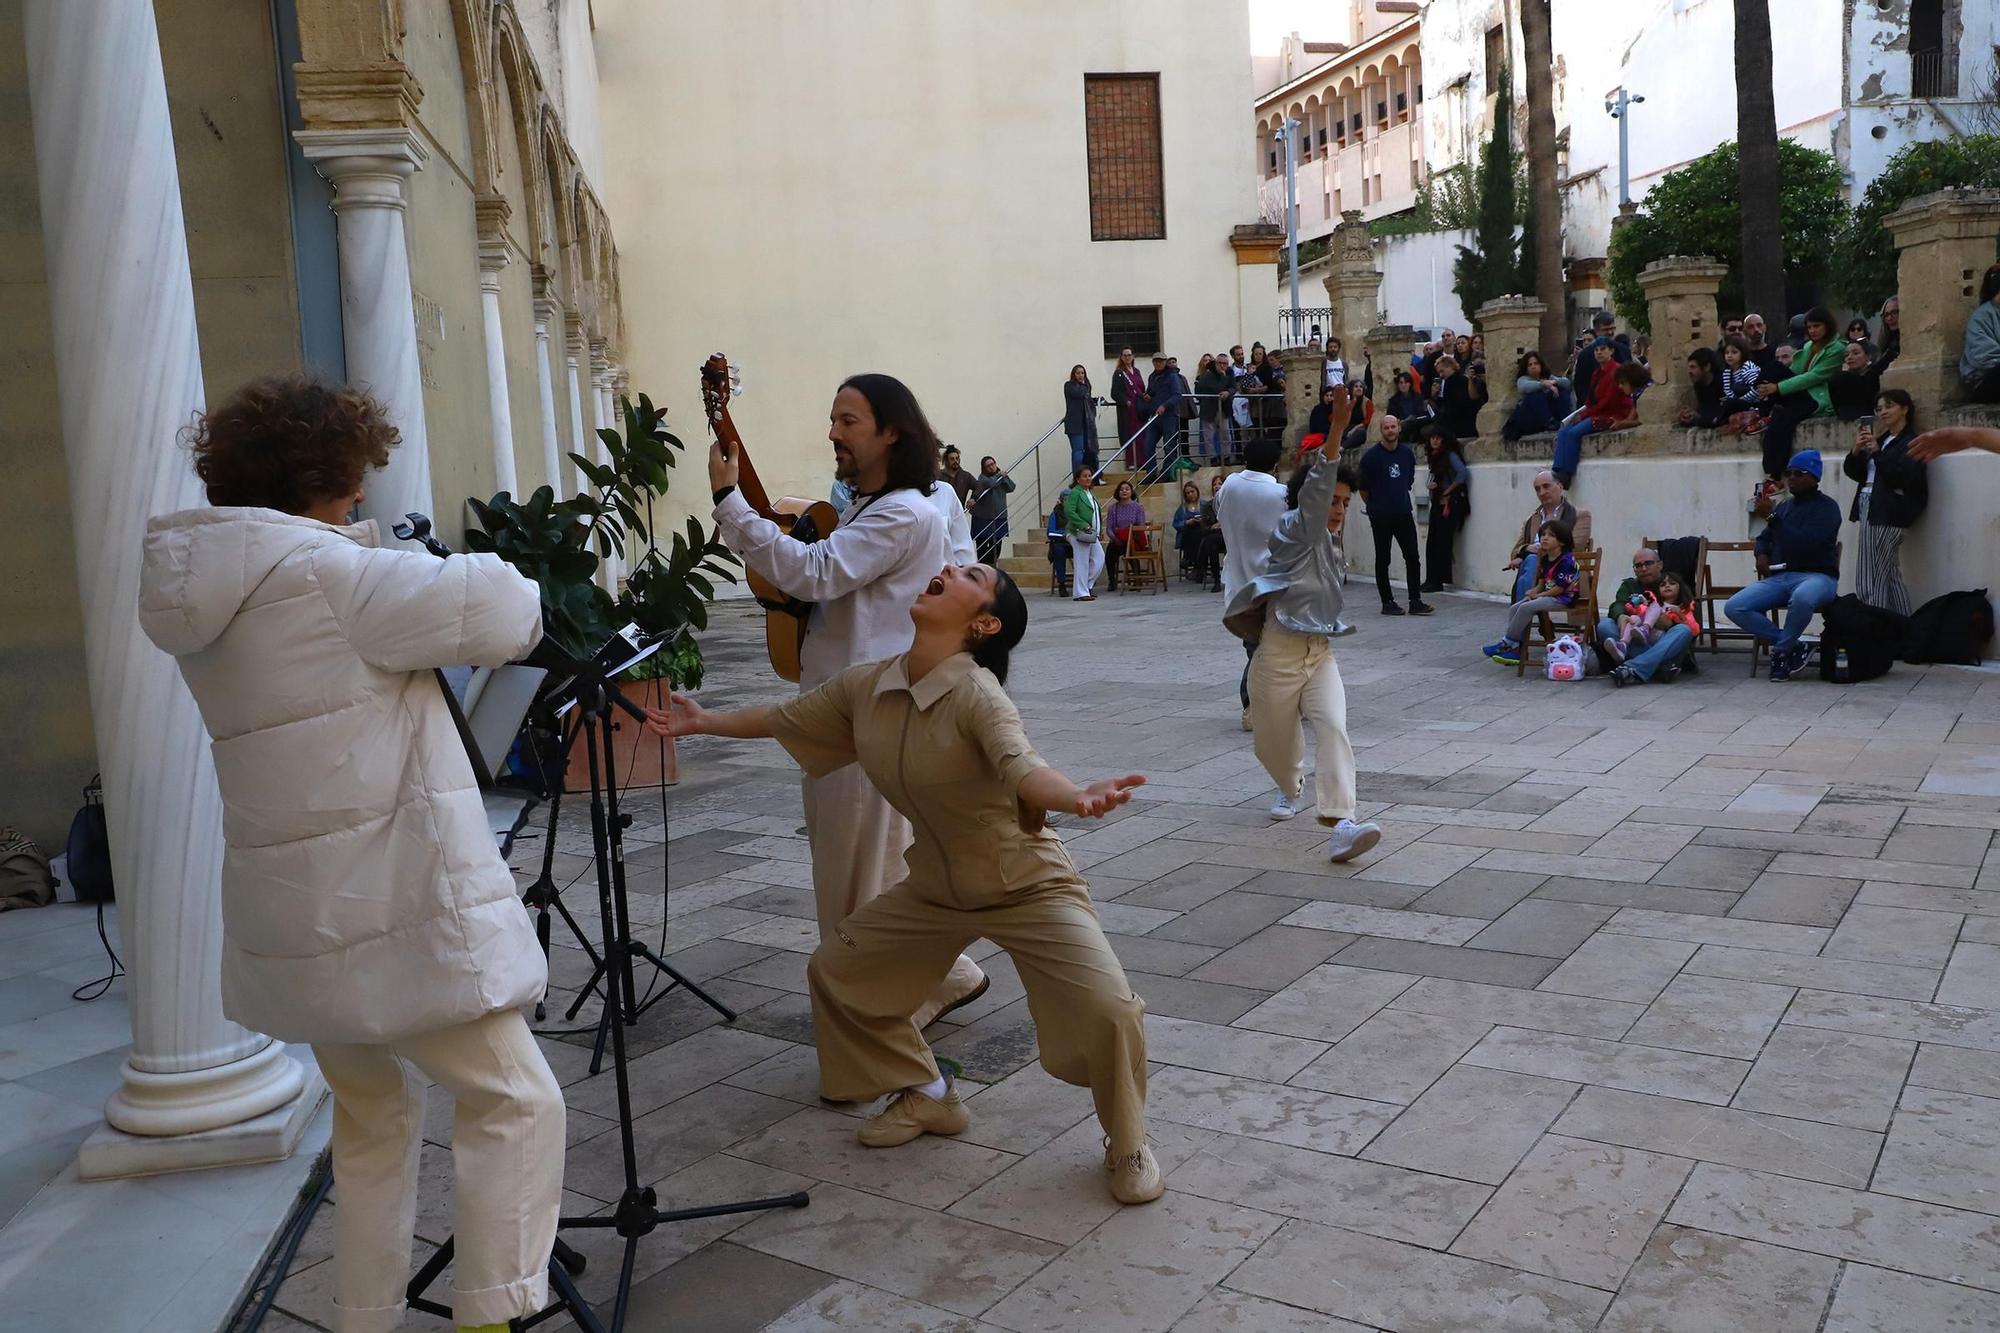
[1101,306,1162,360]
[1084,74,1166,241]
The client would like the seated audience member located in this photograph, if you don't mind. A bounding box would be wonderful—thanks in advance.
[1962,264,2000,403]
[1741,313,1784,379]
[1844,318,1877,361]
[1420,424,1469,593]
[1045,493,1071,594]
[1828,340,1881,423]
[1507,470,1587,602]
[1726,449,1842,681]
[1172,480,1207,577]
[1608,571,1700,687]
[1198,474,1229,591]
[1599,549,1698,685]
[1871,297,1901,374]
[1428,354,1486,439]
[1679,348,1726,428]
[1481,519,1578,666]
[1719,315,1747,349]
[1103,480,1147,592]
[1552,345,1640,486]
[1383,367,1432,432]
[1505,352,1574,440]
[1570,310,1631,403]
[1717,336,1766,436]
[1308,384,1343,441]
[1843,389,1928,616]
[1774,344,1796,370]
[1756,307,1842,480]
[1599,548,1666,658]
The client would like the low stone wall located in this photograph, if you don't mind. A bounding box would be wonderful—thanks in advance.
[1345,407,2000,612]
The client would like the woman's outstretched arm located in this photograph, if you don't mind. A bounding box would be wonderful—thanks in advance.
[1018,768,1147,819]
[645,694,775,740]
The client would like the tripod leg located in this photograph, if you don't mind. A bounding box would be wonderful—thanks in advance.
[625,944,737,1022]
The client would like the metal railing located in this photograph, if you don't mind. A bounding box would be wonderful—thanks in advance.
[1910,50,1955,99]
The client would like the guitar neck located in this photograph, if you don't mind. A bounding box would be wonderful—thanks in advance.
[716,402,777,516]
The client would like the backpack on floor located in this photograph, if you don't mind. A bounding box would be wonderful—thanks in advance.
[1818,595,1904,683]
[1545,634,1585,681]
[1899,589,1994,666]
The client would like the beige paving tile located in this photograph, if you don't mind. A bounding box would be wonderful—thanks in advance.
[1144,1064,1398,1156]
[726,1106,1019,1209]
[955,1065,1098,1155]
[1391,976,1647,1038]
[1939,942,2000,1008]
[1224,1218,1610,1332]
[1787,989,2000,1052]
[735,1183,1062,1317]
[1144,1014,1328,1082]
[1170,1132,1492,1247]
[561,1024,792,1120]
[1536,933,1699,1003]
[1598,1224,1840,1333]
[1472,847,1664,884]
[1463,1026,1749,1105]
[1732,1025,1915,1132]
[1600,907,1830,954]
[1909,1043,2000,1099]
[1667,1162,2000,1289]
[1682,943,1939,1002]
[946,1118,1215,1246]
[1821,1263,2000,1333]
[1768,851,1980,888]
[1623,973,1795,1059]
[1728,870,1863,926]
[1360,1065,1580,1185]
[1825,903,1965,967]
[1230,964,1417,1042]
[1554,1084,1883,1187]
[981,1188,1282,1333]
[1450,1134,1692,1289]
[1170,1289,1374,1333]
[1872,1086,2000,1217]
[1287,1006,1491,1104]
[763,1280,1008,1332]
[1857,881,2000,916]
[1278,901,1487,944]
[1348,839,1489,888]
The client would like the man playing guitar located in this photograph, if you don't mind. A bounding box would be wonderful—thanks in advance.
[708,373,988,1051]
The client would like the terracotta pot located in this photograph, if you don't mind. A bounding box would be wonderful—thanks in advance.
[564,677,679,792]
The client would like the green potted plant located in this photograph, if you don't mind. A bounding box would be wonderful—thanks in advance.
[464,393,739,788]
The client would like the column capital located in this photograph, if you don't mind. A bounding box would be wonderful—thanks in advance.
[294,126,427,212]
[292,61,423,132]
[1884,187,2000,246]
[475,193,512,276]
[1636,255,1728,300]
[1229,222,1284,266]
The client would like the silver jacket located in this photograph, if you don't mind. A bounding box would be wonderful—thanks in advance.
[1222,449,1347,642]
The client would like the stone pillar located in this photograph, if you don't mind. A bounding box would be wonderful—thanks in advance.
[474,195,519,499]
[1882,188,2000,407]
[24,0,316,1177]
[1636,256,1727,428]
[1363,323,1417,398]
[531,273,564,494]
[1321,211,1383,354]
[564,315,591,496]
[295,126,435,528]
[1474,296,1549,439]
[1274,346,1324,465]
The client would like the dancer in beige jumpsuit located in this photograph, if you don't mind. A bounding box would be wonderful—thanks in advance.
[649,562,1164,1205]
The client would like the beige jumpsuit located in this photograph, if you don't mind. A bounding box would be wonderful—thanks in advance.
[769,653,1150,1153]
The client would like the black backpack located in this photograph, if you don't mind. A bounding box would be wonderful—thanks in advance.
[1818,595,1904,683]
[1901,590,1994,665]
[63,776,115,903]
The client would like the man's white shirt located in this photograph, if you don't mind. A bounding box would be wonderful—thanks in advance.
[1215,470,1287,608]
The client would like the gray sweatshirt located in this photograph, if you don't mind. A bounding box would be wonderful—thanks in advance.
[1222,448,1348,642]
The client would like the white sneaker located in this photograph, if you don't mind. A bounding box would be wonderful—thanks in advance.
[1240,705,1253,733]
[1325,819,1382,863]
[1270,793,1302,821]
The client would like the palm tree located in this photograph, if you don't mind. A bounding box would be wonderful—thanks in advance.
[1520,0,1565,358]
[1734,0,1785,323]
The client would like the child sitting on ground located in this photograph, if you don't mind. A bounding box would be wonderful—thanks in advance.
[1482,519,1579,666]
[1606,570,1699,663]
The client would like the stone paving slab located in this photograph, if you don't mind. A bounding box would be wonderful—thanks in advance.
[261,593,2000,1330]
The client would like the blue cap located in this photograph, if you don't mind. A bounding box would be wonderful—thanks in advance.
[1786,449,1823,480]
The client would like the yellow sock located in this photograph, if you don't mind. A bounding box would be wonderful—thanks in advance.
[458,1324,510,1333]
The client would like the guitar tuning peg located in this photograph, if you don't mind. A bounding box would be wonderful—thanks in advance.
[727,364,746,397]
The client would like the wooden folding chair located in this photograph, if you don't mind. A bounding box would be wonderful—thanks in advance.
[1518,548,1602,677]
[1701,540,1759,662]
[1120,522,1168,594]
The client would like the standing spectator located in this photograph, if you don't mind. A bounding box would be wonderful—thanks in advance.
[1110,347,1149,466]
[1506,470,1586,602]
[1481,520,1578,666]
[1045,490,1071,594]
[1727,449,1842,681]
[1962,264,2000,403]
[1504,352,1574,440]
[1324,335,1347,388]
[1429,354,1485,439]
[1872,296,1901,374]
[938,446,976,508]
[1229,345,1260,441]
[1756,306,1843,480]
[1845,318,1877,361]
[1678,348,1725,428]
[1061,466,1105,601]
[1828,341,1881,422]
[1253,344,1287,446]
[1195,352,1232,460]
[1104,480,1148,592]
[1552,342,1640,487]
[1844,389,1928,616]
[1718,336,1766,435]
[1151,355,1192,463]
[1420,424,1469,593]
[1355,415,1432,616]
[1063,365,1100,473]
[969,455,1016,567]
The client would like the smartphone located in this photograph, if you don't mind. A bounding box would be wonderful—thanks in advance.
[1857,414,1876,429]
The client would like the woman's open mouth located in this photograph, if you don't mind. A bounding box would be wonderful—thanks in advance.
[925,576,945,597]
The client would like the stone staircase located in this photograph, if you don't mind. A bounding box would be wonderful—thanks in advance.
[1001,464,1233,590]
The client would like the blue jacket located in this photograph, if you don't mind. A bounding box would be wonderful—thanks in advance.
[1755,490,1842,577]
[1963,301,2000,381]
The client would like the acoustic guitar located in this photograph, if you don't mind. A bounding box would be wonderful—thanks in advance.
[699,353,841,683]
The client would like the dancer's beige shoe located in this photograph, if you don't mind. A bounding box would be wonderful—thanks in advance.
[912,957,989,1029]
[859,1084,970,1148]
[1105,1141,1164,1204]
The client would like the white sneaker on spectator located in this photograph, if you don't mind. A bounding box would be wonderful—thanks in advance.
[1270,793,1302,821]
[1325,819,1382,863]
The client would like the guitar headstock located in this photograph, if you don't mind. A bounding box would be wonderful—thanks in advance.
[699,354,745,424]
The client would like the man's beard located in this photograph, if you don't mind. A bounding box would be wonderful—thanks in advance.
[833,449,857,482]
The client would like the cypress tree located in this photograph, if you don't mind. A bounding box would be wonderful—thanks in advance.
[1453,72,1523,317]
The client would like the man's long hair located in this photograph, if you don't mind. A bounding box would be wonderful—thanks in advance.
[840,373,938,495]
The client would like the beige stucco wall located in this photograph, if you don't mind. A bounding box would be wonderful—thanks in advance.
[594,0,1263,532]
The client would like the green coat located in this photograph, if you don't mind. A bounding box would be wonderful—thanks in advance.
[1062,485,1102,540]
[1776,339,1842,416]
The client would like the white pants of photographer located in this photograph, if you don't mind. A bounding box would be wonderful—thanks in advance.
[314,1008,564,1333]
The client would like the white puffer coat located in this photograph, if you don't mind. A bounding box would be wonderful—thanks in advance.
[139,507,547,1045]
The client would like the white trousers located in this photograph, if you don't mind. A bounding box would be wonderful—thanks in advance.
[1071,538,1105,596]
[313,1009,564,1333]
[1248,621,1357,824]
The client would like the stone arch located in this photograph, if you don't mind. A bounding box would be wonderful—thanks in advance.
[444,0,501,194]
[492,8,548,262]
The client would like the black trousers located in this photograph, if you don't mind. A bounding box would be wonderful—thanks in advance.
[1967,365,2000,404]
[1760,394,1822,479]
[1370,513,1422,607]
[1240,640,1255,709]
[1425,510,1462,588]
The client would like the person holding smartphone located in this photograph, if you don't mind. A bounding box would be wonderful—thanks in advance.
[1843,390,1928,615]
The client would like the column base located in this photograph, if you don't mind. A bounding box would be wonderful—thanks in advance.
[78,1067,327,1181]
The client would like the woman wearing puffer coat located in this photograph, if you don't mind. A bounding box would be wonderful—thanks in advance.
[138,376,560,1333]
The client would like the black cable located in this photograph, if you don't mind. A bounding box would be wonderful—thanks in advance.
[70,900,124,1002]
[235,1157,334,1331]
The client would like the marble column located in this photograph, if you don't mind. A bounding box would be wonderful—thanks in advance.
[589,339,614,465]
[475,195,518,498]
[531,273,564,494]
[24,0,317,1178]
[294,125,435,529]
[564,315,591,497]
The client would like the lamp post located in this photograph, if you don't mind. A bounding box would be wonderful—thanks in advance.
[1606,87,1646,207]
[1276,117,1302,344]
